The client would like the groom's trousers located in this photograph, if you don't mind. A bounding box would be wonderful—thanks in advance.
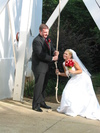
[32,71,49,109]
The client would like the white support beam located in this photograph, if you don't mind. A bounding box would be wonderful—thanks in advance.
[46,0,100,30]
[7,2,16,66]
[46,0,69,29]
[13,0,33,101]
[83,0,100,30]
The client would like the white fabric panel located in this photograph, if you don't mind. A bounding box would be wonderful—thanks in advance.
[31,0,42,37]
[0,0,8,14]
[0,59,15,99]
[95,0,100,7]
[0,0,23,100]
[0,0,42,99]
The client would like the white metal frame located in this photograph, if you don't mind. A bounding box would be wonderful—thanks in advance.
[46,0,100,30]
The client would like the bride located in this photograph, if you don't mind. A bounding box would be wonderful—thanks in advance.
[56,49,100,120]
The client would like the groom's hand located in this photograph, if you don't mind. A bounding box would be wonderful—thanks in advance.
[52,55,58,61]
[54,50,59,56]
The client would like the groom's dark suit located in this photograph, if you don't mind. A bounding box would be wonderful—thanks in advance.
[32,34,55,110]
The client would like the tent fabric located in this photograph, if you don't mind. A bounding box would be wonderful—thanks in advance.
[0,0,9,14]
[0,0,23,100]
[0,0,42,100]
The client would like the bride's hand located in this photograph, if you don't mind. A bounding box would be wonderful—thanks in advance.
[68,69,75,74]
[55,69,60,75]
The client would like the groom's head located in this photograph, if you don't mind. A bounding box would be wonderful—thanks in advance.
[39,24,49,39]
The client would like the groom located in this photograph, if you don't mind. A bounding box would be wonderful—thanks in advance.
[32,24,59,112]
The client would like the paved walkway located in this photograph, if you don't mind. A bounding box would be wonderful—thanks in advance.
[0,95,100,133]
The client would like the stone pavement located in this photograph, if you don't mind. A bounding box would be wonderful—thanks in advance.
[0,95,100,133]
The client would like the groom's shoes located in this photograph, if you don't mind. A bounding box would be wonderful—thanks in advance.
[32,104,43,112]
[32,107,43,112]
[40,102,51,109]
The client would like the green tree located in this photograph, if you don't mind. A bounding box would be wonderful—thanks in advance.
[42,0,100,74]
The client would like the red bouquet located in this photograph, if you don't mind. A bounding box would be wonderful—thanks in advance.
[65,59,74,69]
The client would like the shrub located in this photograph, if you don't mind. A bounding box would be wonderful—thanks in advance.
[24,80,35,98]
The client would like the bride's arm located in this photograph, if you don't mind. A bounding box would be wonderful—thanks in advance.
[55,65,67,77]
[69,61,82,74]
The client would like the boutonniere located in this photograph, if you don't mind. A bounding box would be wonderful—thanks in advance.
[48,38,51,44]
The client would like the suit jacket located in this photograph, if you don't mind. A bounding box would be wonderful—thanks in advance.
[32,34,55,74]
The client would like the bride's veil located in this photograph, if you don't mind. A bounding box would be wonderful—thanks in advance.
[69,49,91,76]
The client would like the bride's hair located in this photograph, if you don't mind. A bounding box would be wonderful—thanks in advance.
[65,49,73,58]
[68,49,91,76]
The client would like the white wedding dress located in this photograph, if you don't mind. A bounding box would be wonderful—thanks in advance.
[57,62,100,120]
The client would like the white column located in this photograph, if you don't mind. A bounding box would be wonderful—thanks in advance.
[13,0,33,101]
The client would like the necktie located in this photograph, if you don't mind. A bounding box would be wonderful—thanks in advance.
[45,38,50,49]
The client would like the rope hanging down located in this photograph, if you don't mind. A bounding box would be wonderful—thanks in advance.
[55,0,61,103]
